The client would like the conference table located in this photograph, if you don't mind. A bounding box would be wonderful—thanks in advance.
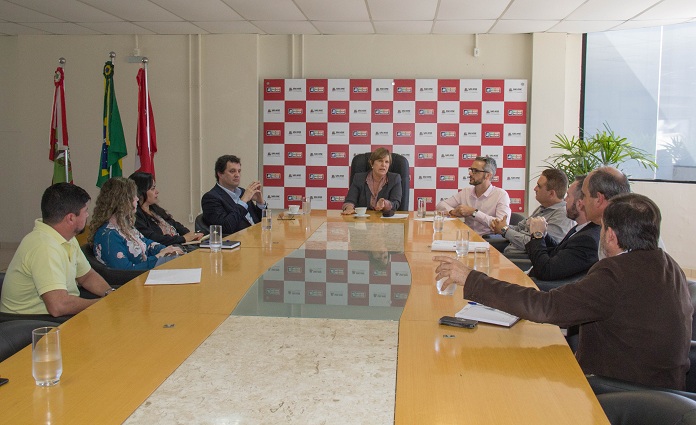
[0,210,609,424]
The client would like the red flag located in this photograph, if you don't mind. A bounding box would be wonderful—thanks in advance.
[49,67,72,183]
[135,66,157,176]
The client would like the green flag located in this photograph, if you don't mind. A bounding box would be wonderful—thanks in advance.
[97,60,127,188]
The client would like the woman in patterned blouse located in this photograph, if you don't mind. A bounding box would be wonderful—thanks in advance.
[129,171,204,246]
[88,177,183,270]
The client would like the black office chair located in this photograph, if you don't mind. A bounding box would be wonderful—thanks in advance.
[349,152,410,211]
[0,319,61,362]
[80,244,144,287]
[597,391,696,425]
[195,213,210,235]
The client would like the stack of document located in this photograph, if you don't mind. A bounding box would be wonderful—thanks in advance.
[430,240,490,252]
[455,302,519,327]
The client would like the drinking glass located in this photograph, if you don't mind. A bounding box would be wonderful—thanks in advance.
[302,196,311,215]
[32,327,62,386]
[433,211,444,233]
[262,209,272,231]
[209,225,222,252]
[417,198,426,218]
[455,229,470,258]
[474,246,490,272]
[436,276,455,296]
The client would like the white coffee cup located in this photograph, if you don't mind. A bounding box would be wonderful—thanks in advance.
[355,207,367,215]
[288,204,300,214]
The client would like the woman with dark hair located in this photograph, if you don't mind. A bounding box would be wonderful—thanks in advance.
[128,171,203,246]
[89,177,183,270]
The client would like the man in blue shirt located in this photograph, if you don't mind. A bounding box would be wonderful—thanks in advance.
[201,155,266,235]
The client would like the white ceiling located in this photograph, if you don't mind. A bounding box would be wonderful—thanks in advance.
[1,0,695,36]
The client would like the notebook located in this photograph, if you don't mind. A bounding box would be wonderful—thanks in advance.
[455,303,520,327]
[199,240,241,250]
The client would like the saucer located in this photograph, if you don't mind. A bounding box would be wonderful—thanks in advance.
[285,210,302,216]
[354,214,370,218]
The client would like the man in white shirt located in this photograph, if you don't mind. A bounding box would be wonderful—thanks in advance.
[436,156,511,236]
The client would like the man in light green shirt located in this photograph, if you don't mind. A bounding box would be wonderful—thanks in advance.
[1,183,113,317]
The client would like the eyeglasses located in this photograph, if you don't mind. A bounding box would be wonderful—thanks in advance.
[468,168,487,174]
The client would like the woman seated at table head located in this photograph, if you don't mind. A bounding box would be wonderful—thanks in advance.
[89,177,183,270]
[341,147,402,217]
[128,171,203,246]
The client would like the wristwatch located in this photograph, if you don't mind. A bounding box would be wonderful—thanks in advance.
[500,225,509,237]
[532,231,544,239]
[472,209,478,218]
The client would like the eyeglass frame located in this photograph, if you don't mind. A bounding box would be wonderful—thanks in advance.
[468,167,488,174]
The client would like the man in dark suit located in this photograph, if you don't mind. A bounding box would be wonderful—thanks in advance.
[525,174,600,283]
[201,155,266,235]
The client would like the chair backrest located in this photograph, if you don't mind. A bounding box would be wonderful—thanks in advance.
[349,152,410,211]
[80,244,144,287]
[195,213,210,235]
[510,212,526,226]
[597,390,696,425]
[0,320,62,362]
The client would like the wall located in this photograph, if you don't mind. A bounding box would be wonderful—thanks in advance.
[1,32,692,270]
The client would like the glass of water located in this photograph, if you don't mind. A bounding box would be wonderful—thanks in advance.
[262,208,272,231]
[417,198,426,218]
[433,211,444,232]
[209,225,222,252]
[455,229,470,258]
[32,327,62,386]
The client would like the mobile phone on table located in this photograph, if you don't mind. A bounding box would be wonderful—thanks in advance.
[439,316,478,328]
[0,377,9,387]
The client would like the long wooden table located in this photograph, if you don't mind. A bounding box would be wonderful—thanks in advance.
[0,211,609,424]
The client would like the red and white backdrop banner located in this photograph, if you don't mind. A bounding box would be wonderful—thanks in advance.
[262,78,527,212]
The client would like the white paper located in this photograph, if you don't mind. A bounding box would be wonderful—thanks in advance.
[381,214,409,219]
[145,268,202,285]
[414,217,458,222]
[455,303,519,327]
[431,240,490,252]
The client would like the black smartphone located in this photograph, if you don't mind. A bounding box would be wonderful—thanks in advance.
[439,316,478,328]
[0,377,9,387]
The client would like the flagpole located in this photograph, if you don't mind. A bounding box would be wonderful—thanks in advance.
[142,57,151,171]
[58,57,69,183]
[108,51,116,179]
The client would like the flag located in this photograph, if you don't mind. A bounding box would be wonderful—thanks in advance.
[49,67,73,184]
[96,60,127,188]
[135,66,157,176]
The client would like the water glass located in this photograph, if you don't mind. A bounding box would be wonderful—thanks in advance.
[455,229,470,258]
[262,209,272,231]
[436,276,456,296]
[302,196,311,215]
[474,246,490,272]
[209,225,222,253]
[417,198,426,218]
[433,211,444,233]
[32,327,62,386]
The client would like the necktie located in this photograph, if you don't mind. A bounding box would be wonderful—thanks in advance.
[564,226,578,240]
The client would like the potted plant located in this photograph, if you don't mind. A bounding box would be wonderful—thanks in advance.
[544,123,657,180]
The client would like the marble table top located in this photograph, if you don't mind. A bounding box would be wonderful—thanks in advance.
[125,316,399,424]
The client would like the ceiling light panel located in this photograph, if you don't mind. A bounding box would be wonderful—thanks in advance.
[368,0,438,21]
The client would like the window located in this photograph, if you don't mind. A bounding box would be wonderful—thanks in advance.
[583,22,696,182]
